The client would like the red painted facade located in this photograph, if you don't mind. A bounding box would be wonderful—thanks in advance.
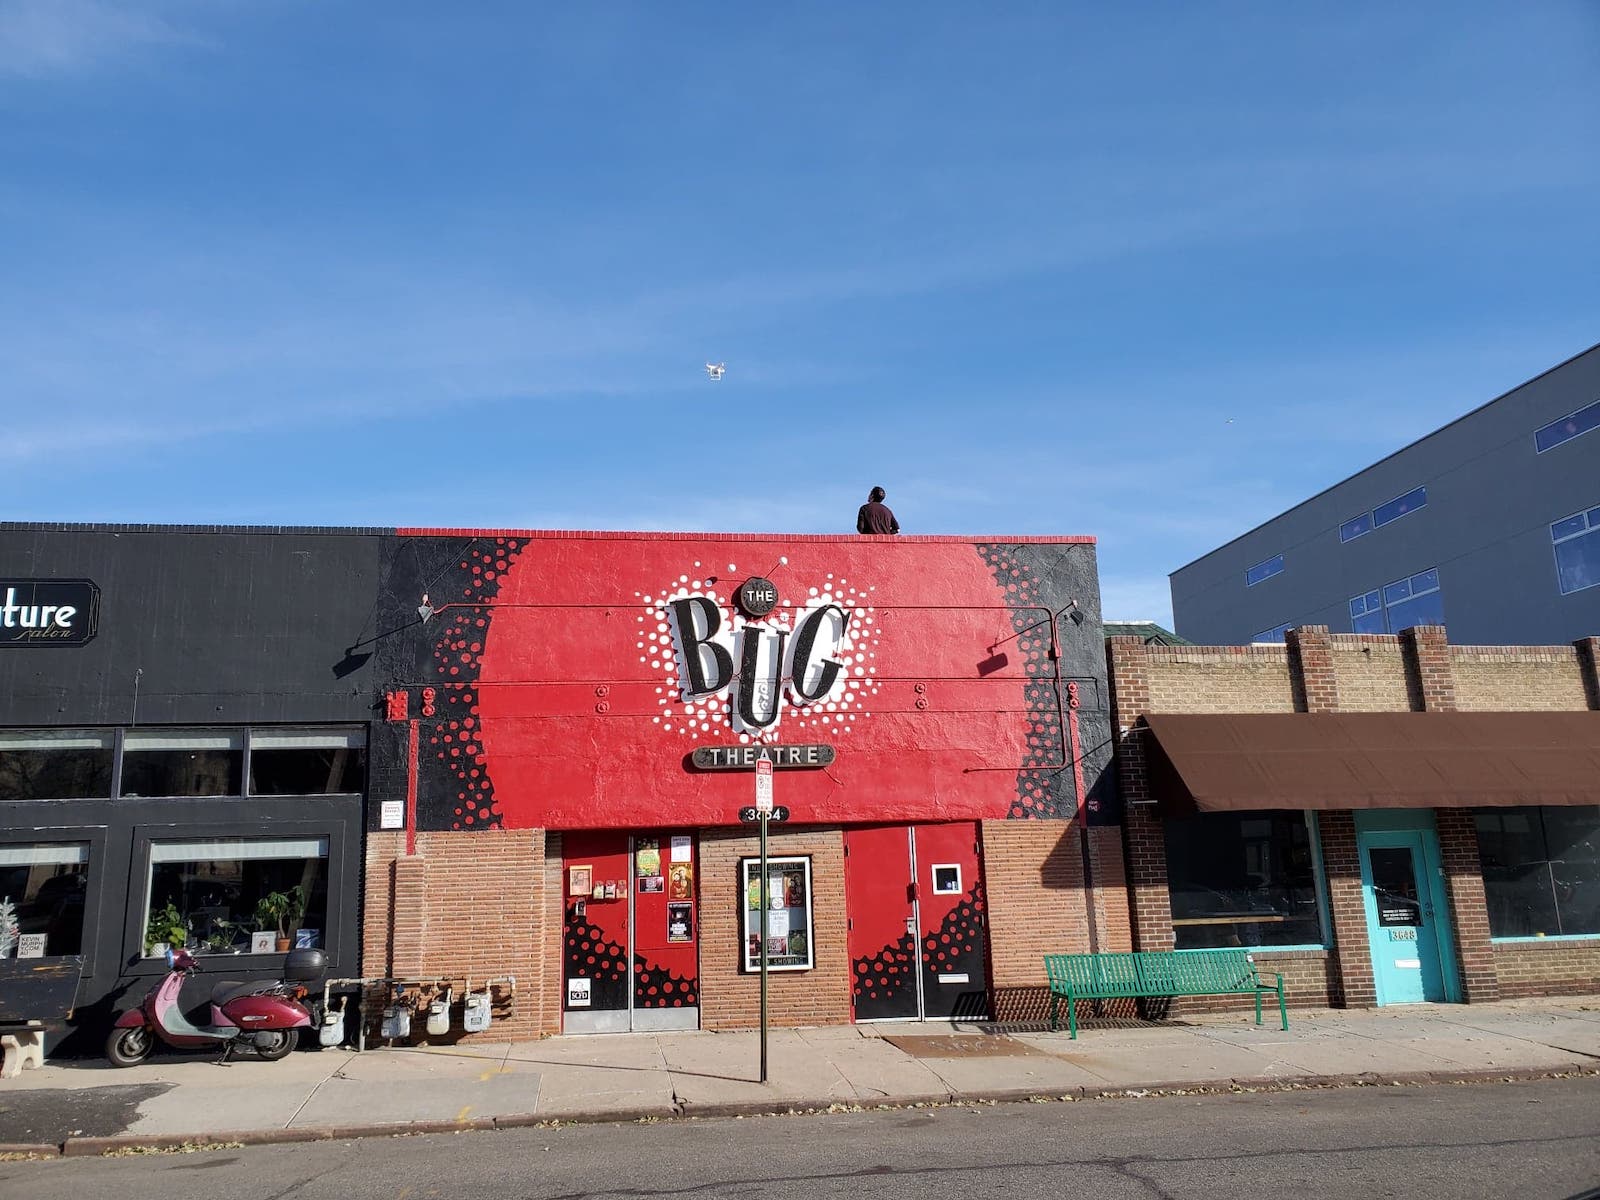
[394,532,1105,832]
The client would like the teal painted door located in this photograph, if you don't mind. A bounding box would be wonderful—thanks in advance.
[1357,828,1450,1004]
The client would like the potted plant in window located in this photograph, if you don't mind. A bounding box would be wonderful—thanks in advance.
[144,901,188,957]
[255,887,307,953]
[0,897,18,959]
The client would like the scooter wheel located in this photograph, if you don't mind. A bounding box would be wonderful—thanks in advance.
[105,1025,154,1067]
[254,1029,298,1061]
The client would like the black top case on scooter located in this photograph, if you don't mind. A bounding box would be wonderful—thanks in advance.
[284,948,327,982]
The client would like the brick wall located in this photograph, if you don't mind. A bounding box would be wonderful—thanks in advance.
[1143,646,1298,714]
[1401,626,1457,712]
[1327,639,1410,711]
[361,829,550,1040]
[697,826,852,1029]
[1434,810,1499,1002]
[1493,940,1600,997]
[982,819,1133,1021]
[1287,626,1338,713]
[1318,810,1376,1007]
[1158,951,1336,1017]
[1451,646,1591,711]
[1090,826,1133,955]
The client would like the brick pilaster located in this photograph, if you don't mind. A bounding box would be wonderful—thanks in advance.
[1107,637,1173,952]
[1575,636,1600,710]
[1400,625,1457,712]
[1123,805,1175,952]
[389,855,427,977]
[1106,636,1152,807]
[1434,810,1500,1003]
[1286,625,1339,713]
[1318,811,1377,1007]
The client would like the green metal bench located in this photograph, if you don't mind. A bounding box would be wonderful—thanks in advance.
[1043,949,1287,1038]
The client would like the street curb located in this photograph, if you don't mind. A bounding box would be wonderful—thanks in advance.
[679,1091,956,1119]
[495,1107,673,1128]
[27,1064,1600,1159]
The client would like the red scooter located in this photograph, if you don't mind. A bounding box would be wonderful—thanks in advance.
[105,946,324,1066]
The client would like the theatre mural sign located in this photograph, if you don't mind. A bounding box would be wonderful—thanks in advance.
[381,532,1109,831]
[0,579,100,647]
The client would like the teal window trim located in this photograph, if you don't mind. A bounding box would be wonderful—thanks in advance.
[1491,934,1600,944]
[1167,810,1335,956]
[1173,944,1328,954]
[1307,810,1334,948]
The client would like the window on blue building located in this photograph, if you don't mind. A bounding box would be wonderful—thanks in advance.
[1339,513,1374,543]
[1552,505,1600,595]
[1349,590,1385,634]
[1535,399,1600,454]
[1246,554,1285,587]
[1349,569,1443,634]
[1373,486,1427,528]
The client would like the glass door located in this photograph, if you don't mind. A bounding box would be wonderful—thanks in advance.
[1358,829,1449,1004]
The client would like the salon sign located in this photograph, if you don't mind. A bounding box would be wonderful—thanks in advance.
[0,579,100,647]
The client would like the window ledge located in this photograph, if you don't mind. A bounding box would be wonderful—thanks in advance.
[1491,934,1600,945]
[1174,945,1329,958]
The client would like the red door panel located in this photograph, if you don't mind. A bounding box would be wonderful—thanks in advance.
[630,831,699,1012]
[845,823,988,1021]
[845,826,918,1020]
[912,822,988,1020]
[562,832,631,1020]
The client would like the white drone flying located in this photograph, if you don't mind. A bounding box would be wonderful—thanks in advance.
[704,362,726,382]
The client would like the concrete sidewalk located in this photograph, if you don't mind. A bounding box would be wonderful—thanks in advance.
[3,996,1598,1156]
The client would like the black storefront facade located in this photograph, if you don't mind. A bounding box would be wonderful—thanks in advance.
[1,526,380,1051]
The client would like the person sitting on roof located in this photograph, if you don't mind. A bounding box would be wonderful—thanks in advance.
[856,486,900,535]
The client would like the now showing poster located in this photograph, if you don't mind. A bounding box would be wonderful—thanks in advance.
[667,902,693,943]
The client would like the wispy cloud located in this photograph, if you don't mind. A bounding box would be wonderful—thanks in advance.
[0,0,197,76]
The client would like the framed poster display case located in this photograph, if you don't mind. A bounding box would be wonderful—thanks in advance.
[740,855,813,972]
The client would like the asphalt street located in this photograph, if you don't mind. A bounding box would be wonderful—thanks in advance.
[5,1077,1598,1200]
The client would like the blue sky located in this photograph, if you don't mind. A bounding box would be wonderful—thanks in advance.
[2,3,1597,625]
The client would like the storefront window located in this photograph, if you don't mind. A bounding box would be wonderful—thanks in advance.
[0,843,89,957]
[144,837,328,956]
[121,730,243,798]
[249,728,367,795]
[741,856,813,972]
[0,730,113,800]
[1165,811,1324,949]
[1474,806,1600,938]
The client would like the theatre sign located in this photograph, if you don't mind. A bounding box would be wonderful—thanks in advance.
[0,580,101,647]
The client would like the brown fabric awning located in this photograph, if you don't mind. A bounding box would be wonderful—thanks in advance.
[1142,711,1600,814]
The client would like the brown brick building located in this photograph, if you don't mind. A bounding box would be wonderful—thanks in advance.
[1110,625,1600,1014]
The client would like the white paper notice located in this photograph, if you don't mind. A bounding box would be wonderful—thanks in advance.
[380,800,404,830]
[769,911,790,937]
[670,836,691,863]
[16,934,46,959]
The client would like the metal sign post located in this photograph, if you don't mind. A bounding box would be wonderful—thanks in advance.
[735,753,789,1084]
[756,750,772,1083]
